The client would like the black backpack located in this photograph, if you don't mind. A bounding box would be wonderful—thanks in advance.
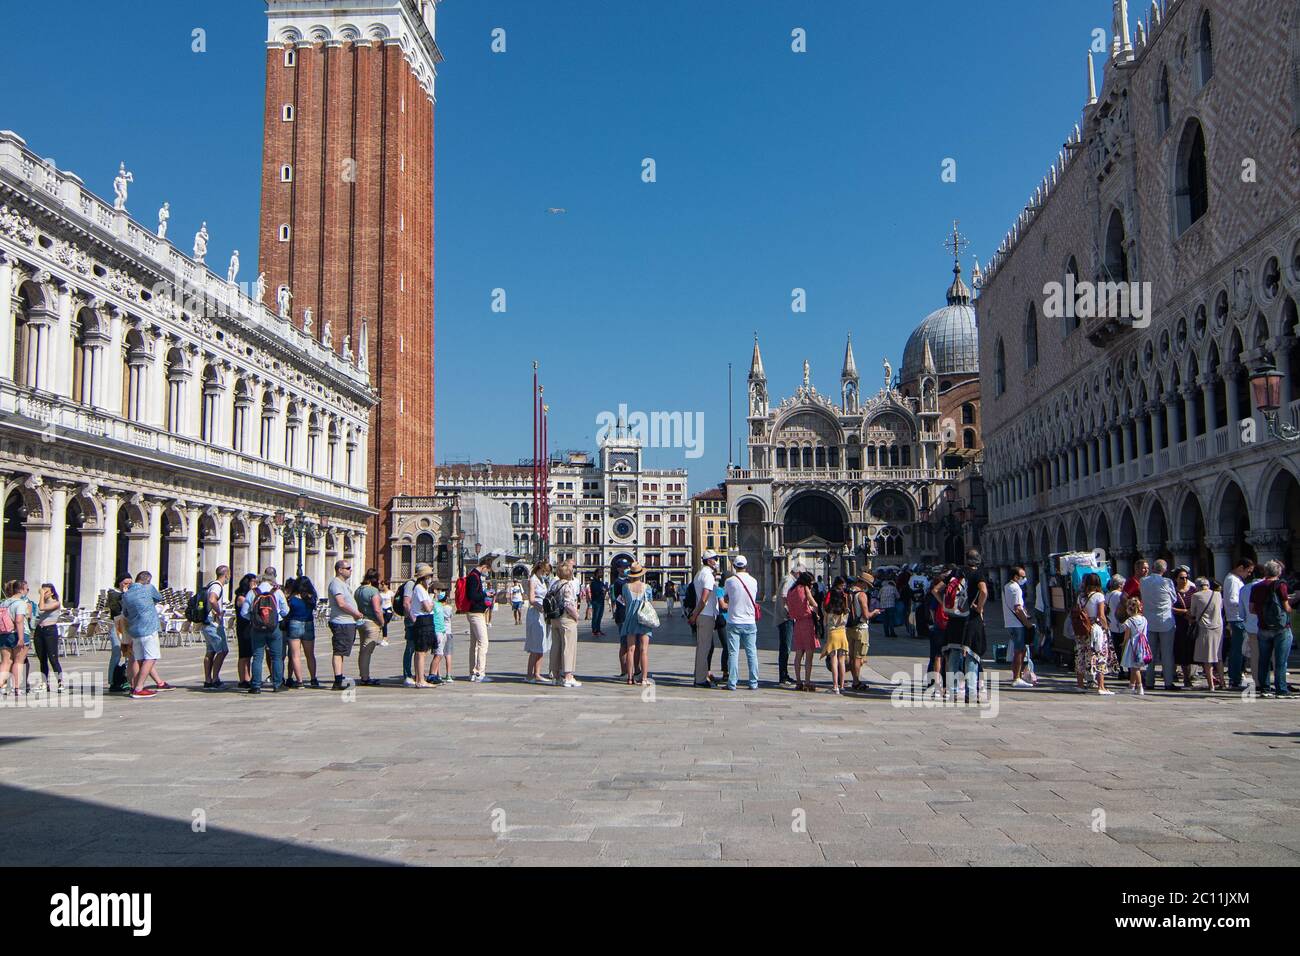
[1260,582,1289,631]
[683,581,697,612]
[393,580,415,618]
[250,590,281,633]
[542,583,566,621]
[185,584,215,624]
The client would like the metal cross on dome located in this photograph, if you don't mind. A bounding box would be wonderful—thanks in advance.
[944,220,970,265]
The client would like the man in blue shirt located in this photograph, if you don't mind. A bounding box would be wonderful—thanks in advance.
[122,571,166,699]
[240,572,291,693]
[1138,559,1179,691]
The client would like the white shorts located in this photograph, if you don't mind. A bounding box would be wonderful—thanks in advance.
[136,632,161,661]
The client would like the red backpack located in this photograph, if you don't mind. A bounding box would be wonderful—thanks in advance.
[454,575,471,614]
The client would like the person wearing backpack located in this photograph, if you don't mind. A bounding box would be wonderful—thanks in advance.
[465,555,495,682]
[847,572,883,692]
[106,573,136,693]
[548,558,582,688]
[1250,561,1293,698]
[240,572,289,694]
[199,565,230,690]
[405,564,439,688]
[0,579,30,697]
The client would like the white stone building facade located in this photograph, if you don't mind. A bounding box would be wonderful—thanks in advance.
[0,131,375,604]
[391,437,692,590]
[977,0,1300,585]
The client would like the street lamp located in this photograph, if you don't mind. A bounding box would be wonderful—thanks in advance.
[277,496,322,578]
[1249,363,1299,442]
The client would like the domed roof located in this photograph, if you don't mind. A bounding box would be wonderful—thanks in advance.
[900,264,979,383]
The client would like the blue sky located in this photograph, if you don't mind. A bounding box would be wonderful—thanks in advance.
[0,0,1117,491]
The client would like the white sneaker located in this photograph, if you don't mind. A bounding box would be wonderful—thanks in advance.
[1012,678,1033,689]
[1098,689,1115,696]
[403,677,417,687]
[468,674,480,683]
[478,675,491,683]
[563,677,582,688]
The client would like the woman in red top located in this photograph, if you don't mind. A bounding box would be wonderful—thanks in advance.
[787,571,820,692]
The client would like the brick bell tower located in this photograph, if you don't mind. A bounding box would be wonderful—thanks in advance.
[259,0,439,575]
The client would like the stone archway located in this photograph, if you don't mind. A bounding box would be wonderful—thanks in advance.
[1145,499,1172,566]
[1262,467,1300,569]
[1215,479,1253,566]
[783,491,848,547]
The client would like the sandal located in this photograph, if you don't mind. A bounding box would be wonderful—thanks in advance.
[153,682,175,690]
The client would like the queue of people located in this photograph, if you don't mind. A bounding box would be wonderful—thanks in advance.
[2,549,1292,701]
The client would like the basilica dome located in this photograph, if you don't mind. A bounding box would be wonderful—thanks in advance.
[900,265,979,384]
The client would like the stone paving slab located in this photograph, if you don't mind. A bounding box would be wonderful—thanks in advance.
[3,610,1299,866]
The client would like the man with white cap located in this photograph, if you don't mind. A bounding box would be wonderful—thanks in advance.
[690,550,723,686]
[723,555,762,690]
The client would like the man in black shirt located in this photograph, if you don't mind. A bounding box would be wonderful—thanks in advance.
[589,575,608,636]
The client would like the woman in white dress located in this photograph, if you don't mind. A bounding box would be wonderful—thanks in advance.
[524,560,552,683]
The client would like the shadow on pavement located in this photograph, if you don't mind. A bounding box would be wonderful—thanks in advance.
[0,781,399,867]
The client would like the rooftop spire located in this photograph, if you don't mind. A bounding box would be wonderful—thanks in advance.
[842,334,858,379]
[943,220,972,306]
[922,338,937,375]
[749,332,766,381]
[1087,50,1098,105]
[1111,0,1132,61]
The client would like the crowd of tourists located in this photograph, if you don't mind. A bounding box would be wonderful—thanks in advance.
[0,546,1293,701]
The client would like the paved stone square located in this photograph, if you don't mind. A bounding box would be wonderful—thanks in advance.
[4,608,1299,867]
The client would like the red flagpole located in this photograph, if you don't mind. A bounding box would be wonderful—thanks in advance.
[532,363,539,554]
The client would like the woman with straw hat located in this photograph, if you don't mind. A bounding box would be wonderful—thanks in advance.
[618,562,656,685]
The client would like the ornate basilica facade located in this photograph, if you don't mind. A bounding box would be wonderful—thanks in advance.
[0,131,375,606]
[725,261,983,594]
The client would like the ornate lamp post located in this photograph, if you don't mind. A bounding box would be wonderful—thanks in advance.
[1249,363,1298,442]
[276,495,322,578]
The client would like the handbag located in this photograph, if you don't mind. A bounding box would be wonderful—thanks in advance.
[634,588,660,630]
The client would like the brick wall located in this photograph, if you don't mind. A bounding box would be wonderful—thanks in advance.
[259,39,437,577]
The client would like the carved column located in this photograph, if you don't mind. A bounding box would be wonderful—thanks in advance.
[1224,363,1242,431]
[98,491,121,595]
[1206,534,1236,584]
[0,253,15,381]
[1246,529,1290,566]
[1201,375,1219,433]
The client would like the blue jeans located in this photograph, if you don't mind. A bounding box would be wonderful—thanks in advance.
[725,622,759,689]
[777,619,793,682]
[251,629,284,688]
[883,608,896,637]
[946,648,979,701]
[591,598,605,633]
[1227,621,1247,686]
[403,620,414,678]
[1257,628,1293,695]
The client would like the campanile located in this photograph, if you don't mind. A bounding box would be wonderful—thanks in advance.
[260,0,439,574]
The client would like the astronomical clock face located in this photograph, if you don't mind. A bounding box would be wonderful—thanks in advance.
[613,518,635,540]
[609,452,638,471]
